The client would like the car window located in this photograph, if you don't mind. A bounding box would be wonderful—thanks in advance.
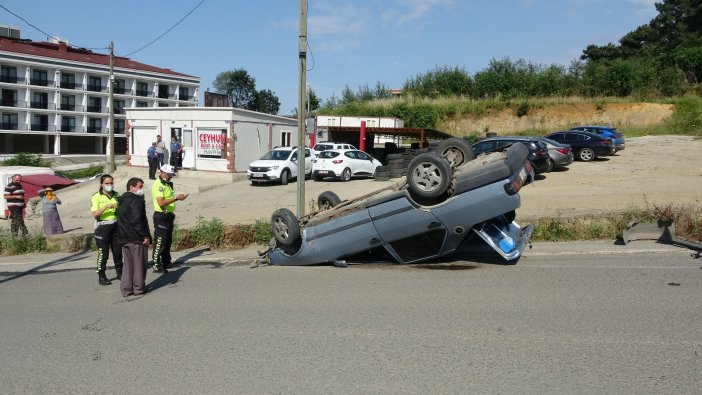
[563,133,577,141]
[344,151,356,159]
[472,140,494,155]
[319,151,340,159]
[304,148,311,157]
[357,151,370,160]
[495,140,512,149]
[291,151,298,160]
[577,134,589,141]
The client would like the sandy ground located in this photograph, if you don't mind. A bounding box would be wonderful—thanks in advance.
[14,135,702,237]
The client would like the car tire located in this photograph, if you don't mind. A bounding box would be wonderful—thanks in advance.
[545,158,554,172]
[578,148,595,162]
[407,152,452,199]
[280,169,289,185]
[340,168,352,182]
[317,191,341,210]
[271,208,300,247]
[312,172,322,181]
[434,138,475,168]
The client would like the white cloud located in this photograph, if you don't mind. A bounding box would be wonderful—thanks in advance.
[381,0,455,27]
[307,3,372,53]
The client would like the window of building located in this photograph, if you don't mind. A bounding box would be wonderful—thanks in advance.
[87,97,102,113]
[136,101,148,107]
[1,113,18,130]
[179,86,189,100]
[61,95,75,111]
[158,84,169,99]
[31,69,48,86]
[136,82,148,97]
[114,99,125,114]
[158,102,169,107]
[1,65,17,83]
[1,89,17,107]
[32,114,48,131]
[114,79,126,94]
[114,119,125,134]
[88,117,102,133]
[88,76,102,92]
[61,73,75,89]
[61,116,76,132]
[31,91,48,109]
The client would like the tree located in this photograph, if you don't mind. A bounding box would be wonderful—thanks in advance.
[212,69,256,109]
[252,89,280,115]
[307,86,320,112]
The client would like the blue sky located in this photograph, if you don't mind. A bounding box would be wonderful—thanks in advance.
[1,0,658,114]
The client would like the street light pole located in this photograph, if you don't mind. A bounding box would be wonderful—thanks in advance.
[296,0,307,217]
[107,41,115,173]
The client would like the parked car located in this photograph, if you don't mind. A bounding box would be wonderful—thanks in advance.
[545,131,615,161]
[247,147,313,185]
[312,142,357,156]
[471,136,552,174]
[535,137,574,169]
[569,126,625,151]
[312,149,382,181]
[265,138,535,266]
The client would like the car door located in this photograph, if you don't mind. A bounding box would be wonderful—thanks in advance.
[368,199,448,263]
[355,150,375,175]
[304,148,313,173]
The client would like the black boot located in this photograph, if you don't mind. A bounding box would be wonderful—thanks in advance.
[115,268,122,281]
[98,272,111,286]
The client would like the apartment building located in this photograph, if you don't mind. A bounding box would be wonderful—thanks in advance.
[0,27,200,155]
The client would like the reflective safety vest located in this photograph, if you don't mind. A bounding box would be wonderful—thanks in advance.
[91,190,119,220]
[152,178,175,213]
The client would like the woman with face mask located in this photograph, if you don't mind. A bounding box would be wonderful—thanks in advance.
[90,174,123,286]
[38,186,64,235]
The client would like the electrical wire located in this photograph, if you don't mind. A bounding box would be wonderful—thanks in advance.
[121,0,206,58]
[0,4,107,50]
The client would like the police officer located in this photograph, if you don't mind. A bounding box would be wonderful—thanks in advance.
[147,142,158,180]
[151,164,187,273]
[91,174,122,285]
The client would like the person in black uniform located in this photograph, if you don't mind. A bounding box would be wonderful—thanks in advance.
[91,174,122,285]
[151,164,187,273]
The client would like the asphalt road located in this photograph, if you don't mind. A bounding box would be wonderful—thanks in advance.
[1,243,700,394]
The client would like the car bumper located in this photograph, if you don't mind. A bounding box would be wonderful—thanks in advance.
[247,172,278,182]
[313,169,340,178]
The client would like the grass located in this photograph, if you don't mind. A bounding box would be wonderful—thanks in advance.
[55,165,104,180]
[0,229,57,255]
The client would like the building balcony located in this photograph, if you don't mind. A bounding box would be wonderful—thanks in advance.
[30,79,54,87]
[87,84,106,92]
[30,124,56,132]
[60,82,77,89]
[0,122,26,130]
[87,105,108,114]
[0,99,27,107]
[60,104,85,112]
[135,90,149,97]
[87,126,107,134]
[0,76,25,84]
[60,125,85,133]
[158,92,175,99]
[30,101,56,110]
[113,87,132,95]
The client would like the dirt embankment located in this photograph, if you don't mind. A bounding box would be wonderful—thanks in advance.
[439,102,674,135]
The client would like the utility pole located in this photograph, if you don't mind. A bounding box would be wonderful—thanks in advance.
[107,41,115,173]
[296,0,307,217]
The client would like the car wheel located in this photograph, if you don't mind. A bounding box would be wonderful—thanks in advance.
[578,148,595,162]
[407,152,452,199]
[317,191,341,210]
[312,172,322,181]
[434,138,475,167]
[280,169,289,185]
[341,168,352,182]
[271,208,300,247]
[547,159,555,172]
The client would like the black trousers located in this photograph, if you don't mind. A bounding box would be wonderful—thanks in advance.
[148,156,159,179]
[8,207,27,237]
[94,222,123,274]
[152,212,175,269]
[169,152,179,171]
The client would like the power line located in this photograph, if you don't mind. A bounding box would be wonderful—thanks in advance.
[0,4,108,51]
[121,0,206,58]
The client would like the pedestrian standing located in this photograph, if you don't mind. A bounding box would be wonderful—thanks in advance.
[155,134,166,166]
[151,164,187,273]
[147,142,158,180]
[3,174,28,237]
[38,186,64,235]
[91,174,123,286]
[117,177,151,297]
[169,136,182,172]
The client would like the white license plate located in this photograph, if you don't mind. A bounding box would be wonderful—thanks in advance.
[252,174,264,178]
[317,170,328,175]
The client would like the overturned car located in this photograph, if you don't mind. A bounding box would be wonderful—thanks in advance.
[266,138,535,266]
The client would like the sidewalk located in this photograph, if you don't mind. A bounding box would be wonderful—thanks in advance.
[0,244,267,274]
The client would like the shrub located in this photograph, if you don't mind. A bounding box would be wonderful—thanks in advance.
[1,152,51,167]
[0,229,50,255]
[190,216,225,248]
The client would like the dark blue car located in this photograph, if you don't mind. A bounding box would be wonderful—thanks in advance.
[569,126,625,151]
[546,131,615,162]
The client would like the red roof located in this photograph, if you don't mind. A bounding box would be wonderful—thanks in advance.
[20,174,77,201]
[0,37,197,79]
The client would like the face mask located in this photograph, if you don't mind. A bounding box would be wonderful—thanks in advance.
[135,189,144,196]
[104,185,113,192]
